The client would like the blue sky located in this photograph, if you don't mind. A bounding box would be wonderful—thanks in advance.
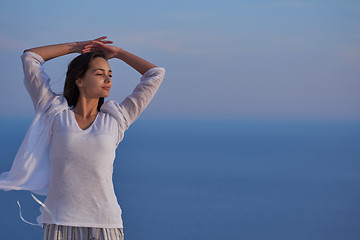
[0,0,359,120]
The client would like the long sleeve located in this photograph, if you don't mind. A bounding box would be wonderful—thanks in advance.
[21,51,56,113]
[0,53,68,195]
[101,67,165,145]
[120,67,165,126]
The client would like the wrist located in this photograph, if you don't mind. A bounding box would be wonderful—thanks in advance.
[115,48,127,59]
[70,42,83,54]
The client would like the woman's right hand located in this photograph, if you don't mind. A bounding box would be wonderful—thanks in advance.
[81,40,122,59]
[74,36,113,54]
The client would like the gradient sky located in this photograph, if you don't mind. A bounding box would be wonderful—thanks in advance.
[0,0,359,120]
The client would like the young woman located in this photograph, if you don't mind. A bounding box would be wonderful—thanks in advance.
[0,36,165,239]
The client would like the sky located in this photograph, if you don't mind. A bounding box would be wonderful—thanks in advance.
[0,0,359,120]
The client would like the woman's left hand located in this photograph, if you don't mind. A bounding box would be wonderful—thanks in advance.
[82,40,121,59]
[74,36,113,54]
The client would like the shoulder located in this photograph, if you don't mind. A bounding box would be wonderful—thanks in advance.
[100,100,129,119]
[39,95,69,116]
[100,100,130,130]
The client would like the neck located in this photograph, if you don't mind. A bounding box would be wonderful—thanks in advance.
[72,97,99,118]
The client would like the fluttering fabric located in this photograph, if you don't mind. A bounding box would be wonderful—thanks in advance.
[0,95,68,195]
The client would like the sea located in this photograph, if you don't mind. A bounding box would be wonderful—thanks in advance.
[0,117,359,240]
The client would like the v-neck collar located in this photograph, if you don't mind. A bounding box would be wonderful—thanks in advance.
[69,107,99,131]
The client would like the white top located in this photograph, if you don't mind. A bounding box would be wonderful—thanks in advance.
[42,108,122,228]
[0,51,165,228]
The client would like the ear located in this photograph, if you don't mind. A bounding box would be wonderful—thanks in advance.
[75,78,83,88]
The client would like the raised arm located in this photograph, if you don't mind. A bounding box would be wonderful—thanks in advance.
[86,41,165,128]
[82,40,157,75]
[22,37,114,112]
[24,36,113,61]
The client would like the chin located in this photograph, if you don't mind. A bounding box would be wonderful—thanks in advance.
[101,92,110,98]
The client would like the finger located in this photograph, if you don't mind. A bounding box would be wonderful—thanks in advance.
[82,48,97,53]
[82,46,93,51]
[84,42,100,48]
[82,45,97,51]
[94,38,113,44]
[83,43,95,48]
[95,36,107,41]
[82,46,94,51]
[90,41,105,47]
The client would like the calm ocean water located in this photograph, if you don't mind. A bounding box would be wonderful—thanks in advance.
[0,118,359,240]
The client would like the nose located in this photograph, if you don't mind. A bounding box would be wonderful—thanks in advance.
[105,75,111,83]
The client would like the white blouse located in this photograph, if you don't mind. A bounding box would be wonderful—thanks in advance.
[0,51,165,228]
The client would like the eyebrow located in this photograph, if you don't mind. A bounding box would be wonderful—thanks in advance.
[93,68,112,73]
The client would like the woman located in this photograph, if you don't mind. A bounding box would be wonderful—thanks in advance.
[0,36,165,240]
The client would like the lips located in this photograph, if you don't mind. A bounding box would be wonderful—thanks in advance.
[102,86,111,91]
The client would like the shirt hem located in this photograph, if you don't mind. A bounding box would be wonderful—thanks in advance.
[42,221,123,229]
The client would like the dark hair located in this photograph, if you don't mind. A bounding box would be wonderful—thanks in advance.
[63,51,107,111]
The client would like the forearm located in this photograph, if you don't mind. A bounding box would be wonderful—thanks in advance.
[24,42,80,62]
[115,49,157,75]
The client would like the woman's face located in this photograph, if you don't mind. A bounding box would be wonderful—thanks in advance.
[77,57,112,99]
